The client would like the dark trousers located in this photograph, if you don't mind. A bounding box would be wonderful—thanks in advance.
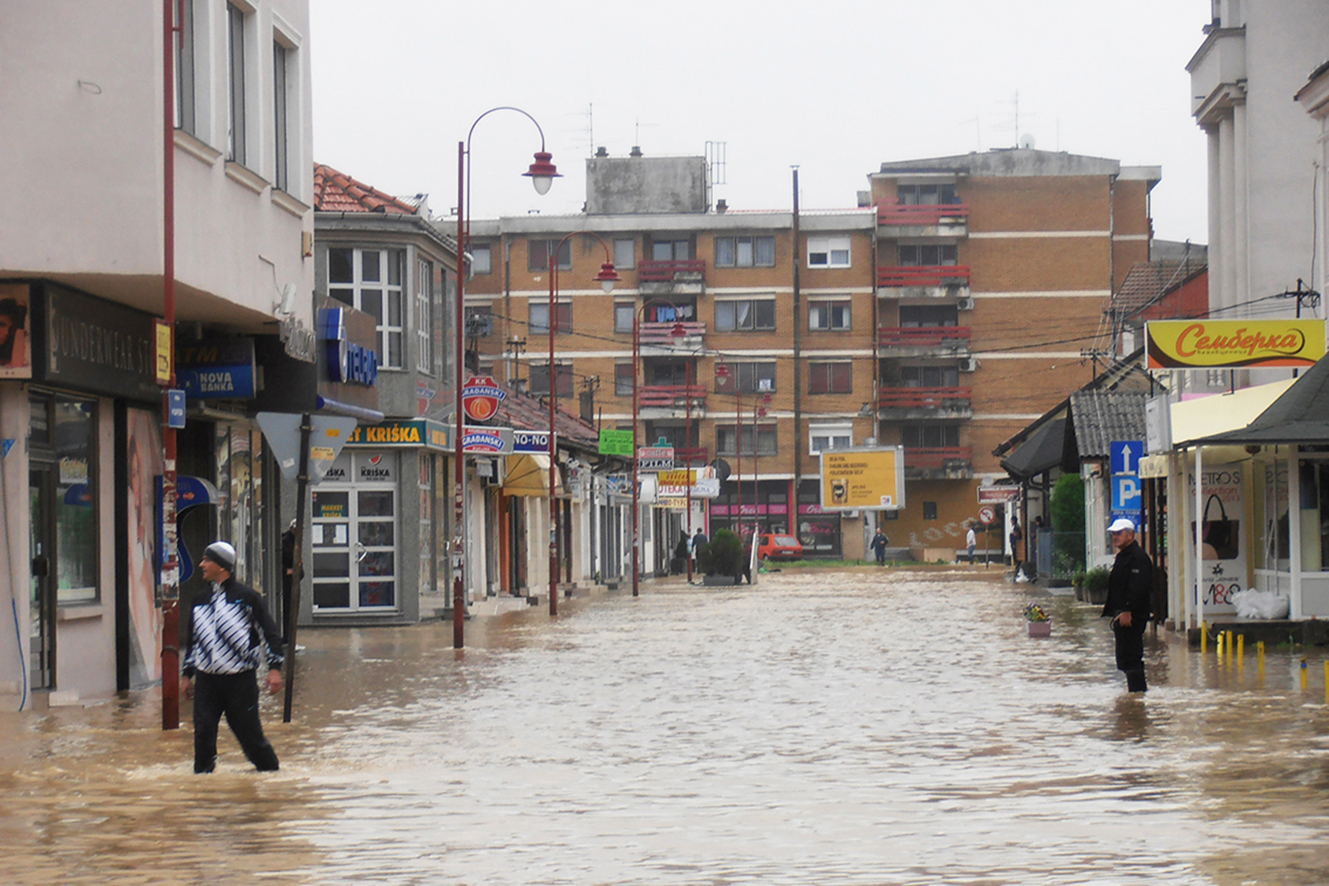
[193,670,279,773]
[1113,621,1148,692]
[874,549,886,565]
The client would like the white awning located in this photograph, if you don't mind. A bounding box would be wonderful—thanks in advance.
[1169,378,1297,446]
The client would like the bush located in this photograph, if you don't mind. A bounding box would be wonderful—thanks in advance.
[1050,473,1085,574]
[698,529,745,578]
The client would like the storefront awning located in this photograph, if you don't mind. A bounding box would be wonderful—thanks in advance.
[1170,378,1296,446]
[1000,418,1067,480]
[1194,356,1329,445]
[502,454,563,497]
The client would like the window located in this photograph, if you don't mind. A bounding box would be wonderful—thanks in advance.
[809,300,852,331]
[899,304,959,328]
[717,424,777,457]
[901,425,960,448]
[898,244,958,266]
[529,239,572,272]
[470,243,493,275]
[715,298,776,332]
[615,363,634,396]
[614,302,634,334]
[613,238,636,270]
[328,247,406,369]
[901,365,959,388]
[272,40,289,191]
[807,236,850,268]
[529,302,572,335]
[715,235,776,268]
[809,424,853,455]
[226,3,247,165]
[416,259,434,374]
[174,0,196,134]
[923,501,938,520]
[808,362,853,394]
[651,239,691,261]
[715,361,777,394]
[531,363,574,396]
[897,183,959,205]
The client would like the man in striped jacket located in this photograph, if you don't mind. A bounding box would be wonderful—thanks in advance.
[182,541,284,773]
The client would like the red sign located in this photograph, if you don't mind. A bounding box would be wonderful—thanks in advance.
[978,506,996,525]
[462,376,506,422]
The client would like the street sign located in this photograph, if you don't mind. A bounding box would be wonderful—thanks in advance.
[1112,474,1144,512]
[1110,440,1145,476]
[977,485,1020,504]
[637,445,674,472]
[978,506,996,525]
[257,412,360,484]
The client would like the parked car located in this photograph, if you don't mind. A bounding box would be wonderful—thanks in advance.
[756,533,803,561]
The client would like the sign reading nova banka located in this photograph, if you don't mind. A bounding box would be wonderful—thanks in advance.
[1146,319,1326,369]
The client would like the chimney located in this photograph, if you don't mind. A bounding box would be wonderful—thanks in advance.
[715,199,728,214]
[595,146,608,157]
[630,145,643,158]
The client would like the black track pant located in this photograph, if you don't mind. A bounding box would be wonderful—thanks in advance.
[1113,620,1148,693]
[193,670,279,773]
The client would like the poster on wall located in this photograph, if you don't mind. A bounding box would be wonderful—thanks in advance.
[127,409,164,687]
[1188,463,1246,613]
[0,282,31,379]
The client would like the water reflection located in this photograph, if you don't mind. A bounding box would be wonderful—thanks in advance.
[5,569,1329,884]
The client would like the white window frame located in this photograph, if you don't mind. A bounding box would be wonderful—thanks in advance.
[807,236,851,269]
[272,38,290,191]
[809,423,854,456]
[328,247,406,370]
[809,298,852,331]
[715,297,776,332]
[715,235,776,268]
[174,0,197,134]
[614,302,634,334]
[613,238,636,271]
[470,243,493,275]
[416,258,434,375]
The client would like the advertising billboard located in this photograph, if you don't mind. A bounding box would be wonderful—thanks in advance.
[819,447,905,511]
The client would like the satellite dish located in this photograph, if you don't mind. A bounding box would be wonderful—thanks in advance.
[1018,133,1036,150]
[710,458,731,482]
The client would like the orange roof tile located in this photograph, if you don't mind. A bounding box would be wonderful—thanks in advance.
[314,163,419,215]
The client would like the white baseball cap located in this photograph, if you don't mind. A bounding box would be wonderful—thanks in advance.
[1107,517,1136,534]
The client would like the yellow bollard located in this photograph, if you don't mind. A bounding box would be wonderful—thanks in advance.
[1227,631,1235,665]
[1301,658,1309,690]
[1258,641,1266,679]
[1237,634,1244,670]
[1201,622,1208,654]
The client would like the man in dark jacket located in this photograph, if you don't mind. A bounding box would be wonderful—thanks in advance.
[182,541,285,773]
[1103,518,1153,693]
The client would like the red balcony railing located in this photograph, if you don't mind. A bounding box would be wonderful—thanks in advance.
[904,446,973,469]
[878,386,972,409]
[877,326,972,347]
[673,446,709,464]
[638,384,707,408]
[877,203,970,225]
[637,321,705,344]
[877,265,971,288]
[639,259,706,282]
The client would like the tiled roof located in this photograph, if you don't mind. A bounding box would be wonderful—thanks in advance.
[1113,259,1207,316]
[1068,390,1149,459]
[314,163,420,215]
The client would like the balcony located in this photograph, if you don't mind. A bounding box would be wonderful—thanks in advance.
[637,320,705,354]
[903,446,973,480]
[877,264,971,300]
[878,386,973,420]
[673,445,709,465]
[877,202,969,238]
[877,325,972,358]
[1188,26,1246,127]
[639,259,706,297]
[638,383,707,410]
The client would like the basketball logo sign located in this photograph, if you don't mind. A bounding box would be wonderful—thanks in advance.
[462,376,506,422]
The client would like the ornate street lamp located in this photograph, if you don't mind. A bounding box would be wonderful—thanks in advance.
[454,107,558,648]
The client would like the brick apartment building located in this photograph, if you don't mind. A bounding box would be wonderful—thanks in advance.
[461,147,1157,567]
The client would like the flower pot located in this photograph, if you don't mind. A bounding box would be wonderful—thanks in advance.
[1027,621,1052,637]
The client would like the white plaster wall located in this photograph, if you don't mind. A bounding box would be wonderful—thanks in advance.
[0,388,31,711]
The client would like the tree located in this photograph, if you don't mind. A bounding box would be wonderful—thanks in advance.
[1050,473,1086,576]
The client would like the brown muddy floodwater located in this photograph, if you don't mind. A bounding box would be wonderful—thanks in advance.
[5,568,1329,885]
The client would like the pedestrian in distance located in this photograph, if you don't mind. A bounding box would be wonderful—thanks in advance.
[870,528,889,566]
[1009,517,1023,575]
[182,541,285,773]
[966,523,977,563]
[691,527,708,564]
[1103,518,1153,693]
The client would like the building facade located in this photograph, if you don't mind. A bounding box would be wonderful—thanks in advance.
[0,0,317,709]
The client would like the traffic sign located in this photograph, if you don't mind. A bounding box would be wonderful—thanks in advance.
[978,505,996,525]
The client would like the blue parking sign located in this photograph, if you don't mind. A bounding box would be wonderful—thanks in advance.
[1112,474,1143,511]
[1110,440,1145,476]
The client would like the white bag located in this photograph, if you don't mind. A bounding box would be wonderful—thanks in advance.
[1230,589,1290,619]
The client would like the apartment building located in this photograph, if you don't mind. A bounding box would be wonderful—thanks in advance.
[0,1,319,708]
[463,146,1156,570]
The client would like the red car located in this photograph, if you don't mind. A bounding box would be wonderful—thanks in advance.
[756,533,803,562]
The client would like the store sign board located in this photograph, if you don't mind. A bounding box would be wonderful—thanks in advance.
[819,447,905,510]
[1146,319,1326,369]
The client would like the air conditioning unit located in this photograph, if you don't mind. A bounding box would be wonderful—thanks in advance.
[959,356,979,373]
[956,296,975,311]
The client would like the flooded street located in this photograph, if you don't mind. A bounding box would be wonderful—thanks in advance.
[6,568,1329,885]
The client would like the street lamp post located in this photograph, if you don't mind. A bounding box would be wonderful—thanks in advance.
[631,298,687,597]
[715,362,742,539]
[455,107,558,648]
[547,232,618,615]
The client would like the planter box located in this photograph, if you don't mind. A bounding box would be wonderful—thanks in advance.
[702,574,736,587]
[1027,621,1052,637]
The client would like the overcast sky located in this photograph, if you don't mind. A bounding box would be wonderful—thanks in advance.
[310,0,1212,244]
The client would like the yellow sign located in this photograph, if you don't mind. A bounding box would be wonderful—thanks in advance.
[1146,319,1326,369]
[155,320,173,385]
[820,448,905,510]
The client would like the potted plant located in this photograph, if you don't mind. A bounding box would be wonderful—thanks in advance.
[698,529,744,586]
[1082,566,1110,606]
[1024,602,1052,637]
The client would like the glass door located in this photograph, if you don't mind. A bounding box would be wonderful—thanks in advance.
[310,452,398,613]
[28,466,54,690]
